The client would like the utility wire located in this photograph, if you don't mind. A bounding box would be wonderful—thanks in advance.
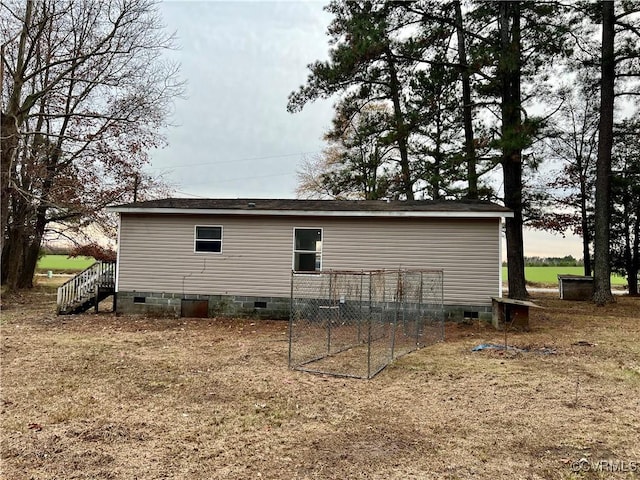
[148,150,320,170]
[172,171,297,198]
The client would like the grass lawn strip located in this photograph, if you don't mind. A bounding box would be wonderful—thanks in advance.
[502,266,628,287]
[36,255,95,273]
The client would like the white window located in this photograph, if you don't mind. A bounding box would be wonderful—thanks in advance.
[293,228,322,272]
[194,226,223,253]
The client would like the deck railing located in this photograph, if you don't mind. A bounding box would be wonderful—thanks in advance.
[56,261,116,314]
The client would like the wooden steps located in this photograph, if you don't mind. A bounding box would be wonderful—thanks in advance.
[57,261,116,315]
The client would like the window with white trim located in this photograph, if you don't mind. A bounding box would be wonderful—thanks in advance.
[293,228,322,271]
[195,226,223,253]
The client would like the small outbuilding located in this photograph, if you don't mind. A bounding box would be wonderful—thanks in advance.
[558,274,594,300]
[106,198,513,319]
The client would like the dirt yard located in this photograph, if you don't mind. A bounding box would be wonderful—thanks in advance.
[1,285,639,479]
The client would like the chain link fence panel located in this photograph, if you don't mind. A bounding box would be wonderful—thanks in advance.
[289,269,444,379]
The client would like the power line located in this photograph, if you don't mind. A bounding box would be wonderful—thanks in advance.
[148,150,320,170]
[178,171,296,187]
[173,190,210,198]
[172,171,297,197]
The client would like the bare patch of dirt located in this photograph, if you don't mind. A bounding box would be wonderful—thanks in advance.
[1,288,639,479]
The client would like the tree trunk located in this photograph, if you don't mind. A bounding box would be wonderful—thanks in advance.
[1,0,32,284]
[499,2,528,300]
[0,117,23,273]
[19,239,39,289]
[630,212,640,296]
[454,0,478,199]
[623,193,639,296]
[0,238,8,284]
[580,186,592,276]
[593,0,615,305]
[582,235,592,277]
[18,195,50,289]
[385,45,414,200]
[623,222,635,296]
[0,117,17,258]
[504,174,528,299]
[431,111,443,200]
[0,117,18,260]
[2,199,28,291]
[629,270,639,296]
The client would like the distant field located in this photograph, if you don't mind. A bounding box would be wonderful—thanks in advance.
[502,266,627,286]
[37,255,629,286]
[37,255,95,272]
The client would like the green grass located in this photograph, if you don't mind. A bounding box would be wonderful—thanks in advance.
[38,254,629,286]
[37,255,95,273]
[502,266,627,286]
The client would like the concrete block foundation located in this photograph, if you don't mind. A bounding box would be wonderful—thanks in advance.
[116,291,491,322]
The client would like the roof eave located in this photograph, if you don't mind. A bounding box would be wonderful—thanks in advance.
[106,206,514,219]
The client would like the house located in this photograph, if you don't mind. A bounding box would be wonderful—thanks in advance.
[106,198,513,320]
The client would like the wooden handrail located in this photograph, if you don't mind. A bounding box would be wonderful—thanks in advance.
[57,261,116,314]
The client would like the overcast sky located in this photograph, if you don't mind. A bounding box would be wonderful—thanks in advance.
[149,1,584,259]
[151,1,333,198]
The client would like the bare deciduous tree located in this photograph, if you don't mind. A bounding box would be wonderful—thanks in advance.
[1,0,183,289]
[296,103,394,200]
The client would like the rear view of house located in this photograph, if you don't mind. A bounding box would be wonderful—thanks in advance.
[107,198,512,320]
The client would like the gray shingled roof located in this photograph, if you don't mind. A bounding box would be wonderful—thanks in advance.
[110,198,512,213]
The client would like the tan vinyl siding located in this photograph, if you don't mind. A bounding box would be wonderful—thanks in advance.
[117,214,501,307]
